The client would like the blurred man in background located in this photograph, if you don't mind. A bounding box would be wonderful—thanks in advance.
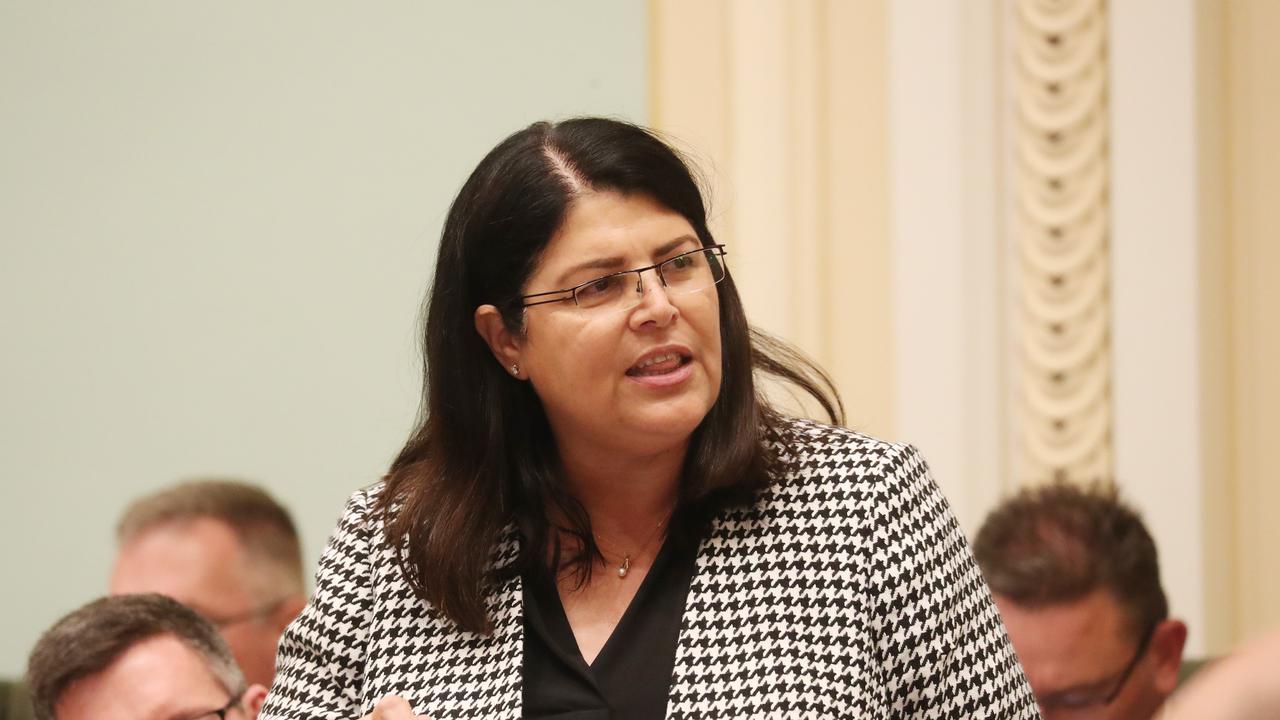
[974,482,1186,720]
[109,479,306,689]
[26,593,267,720]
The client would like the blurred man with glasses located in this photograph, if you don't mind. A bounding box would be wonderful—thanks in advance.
[25,593,268,720]
[109,480,306,690]
[974,482,1187,719]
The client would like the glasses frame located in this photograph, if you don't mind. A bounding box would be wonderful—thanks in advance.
[518,244,728,310]
[203,597,287,629]
[1039,621,1158,713]
[1100,621,1157,704]
[185,688,245,720]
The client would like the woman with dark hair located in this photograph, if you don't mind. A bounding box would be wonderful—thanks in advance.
[261,118,1037,719]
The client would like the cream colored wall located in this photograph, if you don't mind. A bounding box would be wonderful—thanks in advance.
[0,1,648,677]
[649,0,893,439]
[650,0,1010,532]
[1226,0,1280,642]
[1110,0,1233,655]
[1113,0,1280,652]
[651,0,1280,655]
[1195,0,1236,654]
[889,0,1007,532]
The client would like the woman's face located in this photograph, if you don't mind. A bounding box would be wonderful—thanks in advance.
[514,191,723,458]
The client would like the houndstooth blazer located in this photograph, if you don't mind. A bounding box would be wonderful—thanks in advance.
[261,418,1039,719]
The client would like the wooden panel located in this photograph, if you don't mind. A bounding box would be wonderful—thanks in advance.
[1227,0,1280,641]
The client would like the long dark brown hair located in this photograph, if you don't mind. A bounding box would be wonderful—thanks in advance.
[377,118,842,633]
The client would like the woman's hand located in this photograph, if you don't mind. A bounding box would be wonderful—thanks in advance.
[357,695,429,720]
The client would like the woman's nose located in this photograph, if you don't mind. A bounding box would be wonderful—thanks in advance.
[629,268,678,324]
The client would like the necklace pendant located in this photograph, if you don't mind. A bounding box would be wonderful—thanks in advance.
[617,555,631,578]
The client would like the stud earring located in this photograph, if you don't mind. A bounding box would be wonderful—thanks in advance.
[511,363,520,376]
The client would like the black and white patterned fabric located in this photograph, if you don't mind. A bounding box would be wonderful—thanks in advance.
[262,418,1039,719]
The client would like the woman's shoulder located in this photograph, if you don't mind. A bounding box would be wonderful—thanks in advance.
[318,481,391,547]
[760,415,933,508]
[335,481,386,519]
[770,415,920,474]
[328,480,520,572]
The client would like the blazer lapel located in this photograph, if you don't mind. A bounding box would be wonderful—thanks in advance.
[665,507,760,718]
[480,525,525,718]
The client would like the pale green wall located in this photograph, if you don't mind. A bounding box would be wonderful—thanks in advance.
[0,1,647,676]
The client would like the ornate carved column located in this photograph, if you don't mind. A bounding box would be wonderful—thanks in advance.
[1009,0,1113,484]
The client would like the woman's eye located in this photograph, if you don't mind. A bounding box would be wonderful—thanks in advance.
[577,275,621,300]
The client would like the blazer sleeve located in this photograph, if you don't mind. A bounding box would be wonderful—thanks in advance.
[862,445,1040,719]
[260,489,377,720]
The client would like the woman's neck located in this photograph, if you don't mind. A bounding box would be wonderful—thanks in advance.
[555,437,684,541]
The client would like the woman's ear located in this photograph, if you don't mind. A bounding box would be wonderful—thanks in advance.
[474,304,523,378]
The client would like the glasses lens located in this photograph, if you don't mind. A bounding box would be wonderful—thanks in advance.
[660,249,725,294]
[569,247,726,314]
[573,273,632,309]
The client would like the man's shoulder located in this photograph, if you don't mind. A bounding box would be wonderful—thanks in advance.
[0,677,34,720]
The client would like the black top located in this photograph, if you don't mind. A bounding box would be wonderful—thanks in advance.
[521,527,698,720]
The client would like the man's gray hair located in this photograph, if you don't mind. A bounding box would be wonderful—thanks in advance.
[26,594,244,720]
[117,478,304,597]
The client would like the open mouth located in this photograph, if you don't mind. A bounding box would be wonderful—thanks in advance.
[626,351,692,377]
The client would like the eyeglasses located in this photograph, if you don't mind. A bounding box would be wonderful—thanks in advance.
[1037,622,1157,716]
[202,597,287,629]
[519,244,727,314]
[184,688,245,720]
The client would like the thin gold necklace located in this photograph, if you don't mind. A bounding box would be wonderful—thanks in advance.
[596,512,673,579]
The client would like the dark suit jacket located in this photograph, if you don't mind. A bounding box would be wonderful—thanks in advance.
[0,679,34,720]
